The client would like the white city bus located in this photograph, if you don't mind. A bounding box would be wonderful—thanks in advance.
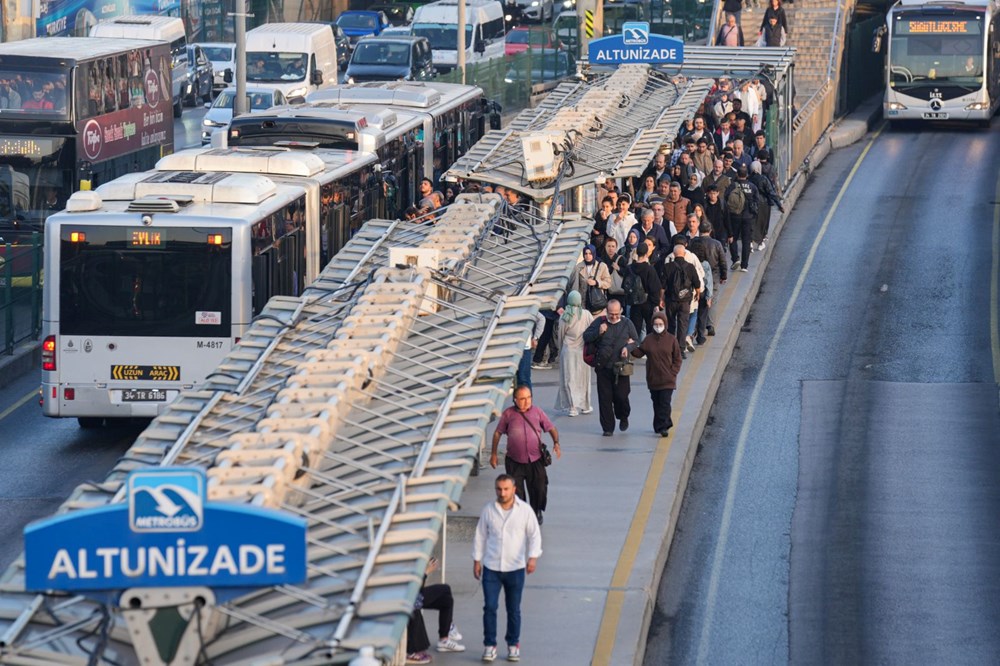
[41,171,307,427]
[882,0,1000,125]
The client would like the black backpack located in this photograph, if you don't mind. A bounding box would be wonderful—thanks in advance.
[622,264,648,306]
[666,261,695,302]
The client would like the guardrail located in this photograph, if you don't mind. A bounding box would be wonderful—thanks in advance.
[0,236,43,356]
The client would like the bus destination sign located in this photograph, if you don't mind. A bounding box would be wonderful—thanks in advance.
[899,19,980,35]
[128,228,165,248]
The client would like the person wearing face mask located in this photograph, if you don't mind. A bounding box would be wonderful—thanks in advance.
[630,312,683,437]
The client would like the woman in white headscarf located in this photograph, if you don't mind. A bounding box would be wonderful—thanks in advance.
[555,290,594,416]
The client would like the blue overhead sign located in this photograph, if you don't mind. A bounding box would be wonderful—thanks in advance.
[24,468,308,593]
[588,22,684,65]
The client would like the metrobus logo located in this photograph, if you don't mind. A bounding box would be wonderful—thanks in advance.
[128,470,204,533]
[145,70,161,107]
[83,119,103,161]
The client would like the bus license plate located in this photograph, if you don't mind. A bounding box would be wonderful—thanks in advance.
[122,389,167,402]
[922,112,948,119]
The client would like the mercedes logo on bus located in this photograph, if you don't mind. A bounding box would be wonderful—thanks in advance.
[929,99,943,111]
[83,119,103,161]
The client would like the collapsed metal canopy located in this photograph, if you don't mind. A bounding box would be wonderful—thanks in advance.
[0,196,591,665]
[445,65,716,201]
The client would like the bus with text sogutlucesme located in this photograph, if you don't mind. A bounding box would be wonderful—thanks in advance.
[0,37,174,246]
[882,0,1000,125]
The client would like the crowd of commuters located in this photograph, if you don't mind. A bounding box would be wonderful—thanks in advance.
[718,0,792,48]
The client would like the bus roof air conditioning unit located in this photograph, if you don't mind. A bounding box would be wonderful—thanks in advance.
[521,132,562,184]
[388,247,440,315]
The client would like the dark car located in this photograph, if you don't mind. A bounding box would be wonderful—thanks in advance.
[345,35,435,83]
[184,44,214,105]
[336,10,392,45]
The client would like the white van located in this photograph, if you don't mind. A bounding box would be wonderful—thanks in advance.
[90,15,188,118]
[245,23,338,102]
[411,0,506,74]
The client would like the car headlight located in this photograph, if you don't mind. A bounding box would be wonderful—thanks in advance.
[203,118,224,127]
[287,86,308,98]
[965,101,988,110]
[504,76,514,83]
[531,1,539,5]
[887,102,907,111]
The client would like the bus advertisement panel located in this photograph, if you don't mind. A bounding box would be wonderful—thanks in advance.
[36,0,204,40]
[76,52,173,166]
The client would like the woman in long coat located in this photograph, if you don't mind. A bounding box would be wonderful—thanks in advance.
[555,291,594,416]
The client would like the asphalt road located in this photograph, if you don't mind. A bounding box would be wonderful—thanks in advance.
[644,123,1000,664]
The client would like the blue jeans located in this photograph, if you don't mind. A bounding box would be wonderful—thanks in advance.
[516,349,532,388]
[482,567,525,647]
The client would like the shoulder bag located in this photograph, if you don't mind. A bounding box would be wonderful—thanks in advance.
[515,409,552,466]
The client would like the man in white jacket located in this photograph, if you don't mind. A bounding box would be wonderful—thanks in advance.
[473,474,543,663]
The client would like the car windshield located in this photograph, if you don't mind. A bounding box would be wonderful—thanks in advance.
[246,52,308,82]
[352,42,411,66]
[213,91,273,110]
[202,46,234,62]
[412,23,474,50]
[338,13,377,29]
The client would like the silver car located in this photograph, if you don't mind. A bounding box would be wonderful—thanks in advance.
[195,42,237,93]
[201,86,286,145]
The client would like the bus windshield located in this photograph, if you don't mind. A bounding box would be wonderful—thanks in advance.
[412,23,474,50]
[246,52,309,82]
[890,13,985,88]
[0,136,72,229]
[59,226,232,338]
[0,68,69,118]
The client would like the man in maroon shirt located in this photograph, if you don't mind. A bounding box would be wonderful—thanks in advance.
[489,386,561,524]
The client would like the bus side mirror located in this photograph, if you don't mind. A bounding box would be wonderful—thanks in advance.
[872,25,887,54]
[223,68,233,83]
[311,69,324,85]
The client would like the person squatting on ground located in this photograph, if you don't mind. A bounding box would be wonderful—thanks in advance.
[405,556,465,663]
[631,312,684,437]
[489,386,561,525]
[473,474,543,663]
[582,299,638,437]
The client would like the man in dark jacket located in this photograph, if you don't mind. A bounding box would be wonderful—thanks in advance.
[631,312,683,436]
[659,242,701,348]
[583,300,638,437]
[724,165,761,272]
[748,160,784,251]
[703,185,728,246]
[688,221,727,342]
[625,241,662,338]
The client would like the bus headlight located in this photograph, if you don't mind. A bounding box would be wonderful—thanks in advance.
[965,102,988,111]
[887,102,907,111]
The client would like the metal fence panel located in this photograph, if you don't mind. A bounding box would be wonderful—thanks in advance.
[0,235,43,355]
[839,14,885,115]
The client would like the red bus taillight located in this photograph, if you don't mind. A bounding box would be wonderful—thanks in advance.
[42,335,56,371]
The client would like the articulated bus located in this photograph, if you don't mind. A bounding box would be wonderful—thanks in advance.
[42,170,307,427]
[0,37,174,234]
[882,0,1000,124]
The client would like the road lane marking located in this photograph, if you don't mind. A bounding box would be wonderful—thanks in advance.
[591,286,735,665]
[695,124,885,665]
[0,390,36,422]
[991,173,1000,385]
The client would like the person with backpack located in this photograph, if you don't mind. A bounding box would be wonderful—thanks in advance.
[630,312,683,437]
[659,242,701,357]
[582,300,638,437]
[624,242,662,339]
[723,164,761,272]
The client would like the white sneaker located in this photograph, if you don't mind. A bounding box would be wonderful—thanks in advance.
[568,409,579,417]
[758,239,767,251]
[437,637,465,653]
[483,646,498,662]
[581,407,593,414]
[449,624,463,641]
[507,644,520,662]
[750,242,757,252]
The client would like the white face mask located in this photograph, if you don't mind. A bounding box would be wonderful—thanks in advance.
[653,324,665,334]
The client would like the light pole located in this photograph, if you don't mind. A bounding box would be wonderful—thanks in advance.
[458,0,466,85]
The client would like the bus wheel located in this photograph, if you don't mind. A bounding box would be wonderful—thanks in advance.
[77,417,104,428]
[173,96,183,118]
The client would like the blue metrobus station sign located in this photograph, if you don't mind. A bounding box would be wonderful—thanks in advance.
[24,468,308,592]
[588,21,684,65]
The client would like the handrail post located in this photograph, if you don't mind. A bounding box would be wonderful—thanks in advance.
[31,232,42,338]
[3,243,12,355]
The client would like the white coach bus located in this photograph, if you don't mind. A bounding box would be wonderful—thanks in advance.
[880,0,1000,125]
